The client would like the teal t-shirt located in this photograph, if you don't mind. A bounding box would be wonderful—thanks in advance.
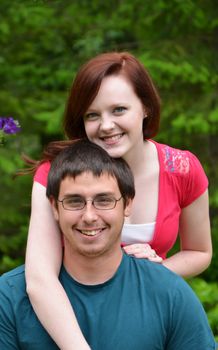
[0,254,216,349]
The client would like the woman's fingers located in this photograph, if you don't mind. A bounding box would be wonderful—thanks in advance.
[123,243,163,263]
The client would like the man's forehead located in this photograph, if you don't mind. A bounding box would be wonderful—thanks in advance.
[59,171,119,195]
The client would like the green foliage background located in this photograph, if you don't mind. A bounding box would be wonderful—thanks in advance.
[0,0,217,338]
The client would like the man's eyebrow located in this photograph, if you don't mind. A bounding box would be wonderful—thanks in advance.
[62,194,83,198]
[62,192,115,198]
[94,192,116,197]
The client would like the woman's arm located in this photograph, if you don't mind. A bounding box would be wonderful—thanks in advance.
[162,190,212,277]
[25,182,91,350]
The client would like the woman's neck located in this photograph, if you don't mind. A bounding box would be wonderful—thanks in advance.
[123,139,153,177]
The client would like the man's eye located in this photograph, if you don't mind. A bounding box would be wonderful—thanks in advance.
[95,197,114,206]
[65,198,84,206]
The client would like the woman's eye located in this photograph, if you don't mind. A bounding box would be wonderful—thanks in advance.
[114,106,126,114]
[84,113,99,121]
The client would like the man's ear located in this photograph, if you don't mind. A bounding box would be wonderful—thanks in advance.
[124,198,133,217]
[49,196,59,221]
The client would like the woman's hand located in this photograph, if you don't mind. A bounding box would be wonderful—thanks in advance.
[123,243,163,263]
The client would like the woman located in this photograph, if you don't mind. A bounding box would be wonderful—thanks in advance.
[26,52,212,349]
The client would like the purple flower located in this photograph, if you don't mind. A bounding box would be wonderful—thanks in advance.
[0,117,21,135]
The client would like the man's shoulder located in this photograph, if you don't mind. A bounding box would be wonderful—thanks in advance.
[125,255,185,288]
[124,254,174,276]
[0,265,25,290]
[1,264,25,280]
[126,255,199,304]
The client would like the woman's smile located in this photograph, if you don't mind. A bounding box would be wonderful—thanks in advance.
[100,133,125,145]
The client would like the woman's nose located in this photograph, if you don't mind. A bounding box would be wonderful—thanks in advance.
[99,115,115,132]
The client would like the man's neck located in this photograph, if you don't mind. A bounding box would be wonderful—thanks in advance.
[63,248,123,285]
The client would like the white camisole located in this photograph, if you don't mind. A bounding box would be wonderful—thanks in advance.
[121,222,156,244]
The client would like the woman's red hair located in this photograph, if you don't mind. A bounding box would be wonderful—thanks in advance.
[21,52,161,174]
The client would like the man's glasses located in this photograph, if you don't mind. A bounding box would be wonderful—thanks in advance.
[57,195,123,211]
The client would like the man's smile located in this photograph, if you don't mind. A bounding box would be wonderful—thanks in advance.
[77,228,106,237]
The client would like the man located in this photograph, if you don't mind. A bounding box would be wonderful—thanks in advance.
[0,140,216,349]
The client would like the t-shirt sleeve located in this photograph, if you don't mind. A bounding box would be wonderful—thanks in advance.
[180,151,208,208]
[33,161,51,188]
[166,278,216,350]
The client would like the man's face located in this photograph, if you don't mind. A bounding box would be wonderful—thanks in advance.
[51,172,132,258]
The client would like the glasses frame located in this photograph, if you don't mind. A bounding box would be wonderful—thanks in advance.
[57,195,123,211]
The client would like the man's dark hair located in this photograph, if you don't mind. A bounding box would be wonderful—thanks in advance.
[46,140,135,206]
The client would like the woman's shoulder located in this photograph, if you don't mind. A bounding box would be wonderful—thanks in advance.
[152,140,208,207]
[152,140,203,176]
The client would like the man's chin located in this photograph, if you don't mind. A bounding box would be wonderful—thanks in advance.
[77,241,118,258]
[78,247,107,258]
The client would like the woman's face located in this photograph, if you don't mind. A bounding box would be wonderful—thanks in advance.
[83,74,146,159]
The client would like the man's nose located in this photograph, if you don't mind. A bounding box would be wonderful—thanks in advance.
[82,202,98,223]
